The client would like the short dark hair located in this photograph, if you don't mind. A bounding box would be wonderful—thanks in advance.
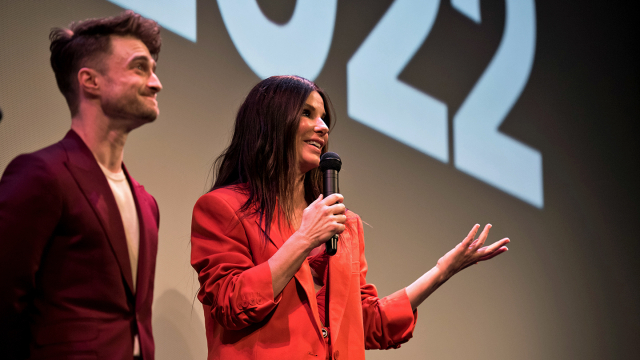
[211,75,335,238]
[49,10,161,115]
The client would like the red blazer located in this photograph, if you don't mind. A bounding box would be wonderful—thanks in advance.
[0,130,159,360]
[191,185,417,360]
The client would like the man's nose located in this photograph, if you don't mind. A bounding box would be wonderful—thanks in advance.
[148,72,162,92]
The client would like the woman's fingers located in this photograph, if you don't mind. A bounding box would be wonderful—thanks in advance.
[330,203,346,215]
[477,246,508,261]
[464,224,480,247]
[484,237,510,254]
[474,224,492,249]
[440,224,509,274]
[475,237,510,261]
[323,193,344,205]
[298,193,348,246]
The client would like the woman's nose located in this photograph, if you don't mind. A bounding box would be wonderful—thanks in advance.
[314,118,329,136]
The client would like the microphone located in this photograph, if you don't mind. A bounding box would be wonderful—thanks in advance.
[320,152,342,256]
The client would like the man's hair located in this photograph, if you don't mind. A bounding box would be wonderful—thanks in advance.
[49,10,161,115]
[211,75,335,239]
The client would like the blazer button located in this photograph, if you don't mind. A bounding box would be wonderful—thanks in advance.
[334,350,339,359]
[250,298,256,306]
[321,328,328,338]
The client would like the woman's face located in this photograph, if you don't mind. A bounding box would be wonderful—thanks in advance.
[296,90,329,175]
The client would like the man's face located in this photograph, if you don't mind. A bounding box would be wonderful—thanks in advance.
[99,35,162,127]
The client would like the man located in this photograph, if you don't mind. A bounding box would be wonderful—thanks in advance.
[0,11,162,359]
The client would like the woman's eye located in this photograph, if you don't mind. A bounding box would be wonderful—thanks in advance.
[302,110,310,117]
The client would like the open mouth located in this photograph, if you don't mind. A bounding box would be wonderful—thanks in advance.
[305,140,322,150]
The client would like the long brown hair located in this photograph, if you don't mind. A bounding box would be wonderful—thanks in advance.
[211,75,335,239]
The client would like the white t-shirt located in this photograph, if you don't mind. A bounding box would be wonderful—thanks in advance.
[98,162,141,355]
[97,162,140,290]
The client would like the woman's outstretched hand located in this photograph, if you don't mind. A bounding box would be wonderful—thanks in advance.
[436,224,510,279]
[406,224,510,310]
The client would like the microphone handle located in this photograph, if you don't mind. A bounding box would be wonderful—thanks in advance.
[323,169,339,256]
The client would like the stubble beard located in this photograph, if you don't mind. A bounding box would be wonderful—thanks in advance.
[102,93,158,128]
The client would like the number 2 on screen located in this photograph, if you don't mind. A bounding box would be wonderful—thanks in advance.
[347,0,543,208]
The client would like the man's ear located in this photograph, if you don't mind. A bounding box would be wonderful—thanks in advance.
[77,67,101,97]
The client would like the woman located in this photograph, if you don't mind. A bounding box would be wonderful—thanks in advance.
[191,76,510,360]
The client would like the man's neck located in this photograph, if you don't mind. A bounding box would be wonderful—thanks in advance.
[71,113,129,173]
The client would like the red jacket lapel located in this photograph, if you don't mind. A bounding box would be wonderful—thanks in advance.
[254,208,325,337]
[327,226,353,345]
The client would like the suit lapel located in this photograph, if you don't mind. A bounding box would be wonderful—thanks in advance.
[62,130,135,295]
[124,164,148,303]
[327,229,352,345]
[296,259,325,337]
[255,212,325,337]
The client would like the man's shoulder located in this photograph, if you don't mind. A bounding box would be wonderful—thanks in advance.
[0,131,97,197]
[2,140,67,180]
[5,130,85,170]
[18,137,66,160]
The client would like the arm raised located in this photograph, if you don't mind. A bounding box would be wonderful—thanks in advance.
[405,224,510,311]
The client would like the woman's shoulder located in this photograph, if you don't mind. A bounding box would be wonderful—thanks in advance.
[194,184,250,211]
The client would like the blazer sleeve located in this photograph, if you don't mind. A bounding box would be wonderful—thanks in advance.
[190,191,281,330]
[355,216,419,350]
[0,154,63,355]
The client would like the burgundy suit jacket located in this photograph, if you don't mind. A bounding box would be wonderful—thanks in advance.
[0,130,159,360]
[191,185,417,360]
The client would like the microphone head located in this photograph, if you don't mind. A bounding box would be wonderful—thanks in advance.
[320,152,342,172]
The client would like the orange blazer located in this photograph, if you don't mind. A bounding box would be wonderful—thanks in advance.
[191,185,417,360]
